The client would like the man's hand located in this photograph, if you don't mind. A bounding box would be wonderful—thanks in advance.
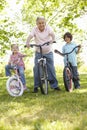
[26,44,30,48]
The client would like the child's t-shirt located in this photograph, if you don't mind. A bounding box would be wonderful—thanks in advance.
[62,42,78,66]
[9,52,25,68]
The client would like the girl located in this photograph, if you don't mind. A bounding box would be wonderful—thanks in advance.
[5,44,28,90]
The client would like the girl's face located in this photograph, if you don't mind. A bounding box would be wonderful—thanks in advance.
[36,19,46,32]
[64,36,71,43]
[11,45,19,54]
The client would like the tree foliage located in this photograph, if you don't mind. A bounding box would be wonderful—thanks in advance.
[23,0,87,28]
[0,0,87,56]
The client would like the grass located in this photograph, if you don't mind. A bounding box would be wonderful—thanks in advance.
[0,70,87,130]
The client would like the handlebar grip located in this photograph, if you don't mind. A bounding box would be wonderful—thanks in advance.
[77,45,81,48]
[53,41,56,43]
[30,44,33,48]
[24,45,33,48]
[24,45,27,48]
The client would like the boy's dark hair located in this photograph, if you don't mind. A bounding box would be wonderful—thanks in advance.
[63,32,73,41]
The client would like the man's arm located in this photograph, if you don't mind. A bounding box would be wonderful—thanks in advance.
[26,34,33,48]
[51,32,55,42]
[49,26,55,43]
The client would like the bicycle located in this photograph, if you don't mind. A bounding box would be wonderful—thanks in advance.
[6,53,28,97]
[54,45,80,92]
[6,65,24,97]
[25,41,55,95]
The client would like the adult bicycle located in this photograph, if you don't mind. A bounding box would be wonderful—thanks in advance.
[54,45,80,92]
[25,41,55,94]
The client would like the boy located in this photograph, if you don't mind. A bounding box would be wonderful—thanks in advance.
[62,32,81,89]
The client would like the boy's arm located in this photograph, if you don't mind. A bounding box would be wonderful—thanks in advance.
[76,45,81,54]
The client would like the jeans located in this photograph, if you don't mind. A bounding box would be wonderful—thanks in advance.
[5,65,26,85]
[34,52,58,89]
[71,66,80,88]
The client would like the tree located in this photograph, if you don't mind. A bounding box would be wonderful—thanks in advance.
[0,0,87,56]
[22,0,87,42]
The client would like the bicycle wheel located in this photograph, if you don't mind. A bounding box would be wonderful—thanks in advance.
[63,67,73,92]
[6,76,24,97]
[38,63,48,95]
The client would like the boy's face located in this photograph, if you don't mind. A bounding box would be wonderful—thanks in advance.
[36,19,46,32]
[64,36,71,43]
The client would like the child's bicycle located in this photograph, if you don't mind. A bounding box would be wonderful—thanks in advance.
[25,41,55,95]
[54,45,80,92]
[6,66,24,97]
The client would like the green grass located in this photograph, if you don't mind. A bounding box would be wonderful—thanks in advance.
[0,72,87,130]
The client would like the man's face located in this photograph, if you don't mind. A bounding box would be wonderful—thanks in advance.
[37,19,46,32]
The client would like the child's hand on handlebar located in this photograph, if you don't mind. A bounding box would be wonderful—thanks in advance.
[78,44,81,48]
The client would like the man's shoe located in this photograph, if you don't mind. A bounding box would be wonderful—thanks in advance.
[54,87,61,91]
[75,86,80,89]
[33,87,38,93]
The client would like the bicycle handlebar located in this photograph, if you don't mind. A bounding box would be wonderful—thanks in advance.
[24,41,56,48]
[54,45,81,56]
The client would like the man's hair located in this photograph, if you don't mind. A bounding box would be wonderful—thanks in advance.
[63,32,73,41]
[36,16,45,23]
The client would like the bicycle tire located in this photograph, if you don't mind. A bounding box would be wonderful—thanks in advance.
[63,67,73,92]
[38,63,48,95]
[6,76,24,97]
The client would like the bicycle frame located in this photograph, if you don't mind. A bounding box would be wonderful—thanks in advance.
[30,42,50,94]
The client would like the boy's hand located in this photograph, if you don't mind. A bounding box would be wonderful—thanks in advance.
[77,44,81,53]
[78,44,81,48]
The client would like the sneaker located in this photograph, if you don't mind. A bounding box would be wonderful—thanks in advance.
[23,85,29,91]
[33,87,38,93]
[54,87,61,91]
[75,86,80,89]
[23,85,27,90]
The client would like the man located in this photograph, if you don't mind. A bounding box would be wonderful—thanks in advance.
[26,16,61,93]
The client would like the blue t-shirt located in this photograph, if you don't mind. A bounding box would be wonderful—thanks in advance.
[62,42,78,66]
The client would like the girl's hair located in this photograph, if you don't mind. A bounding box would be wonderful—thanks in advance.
[11,44,19,49]
[63,32,73,41]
